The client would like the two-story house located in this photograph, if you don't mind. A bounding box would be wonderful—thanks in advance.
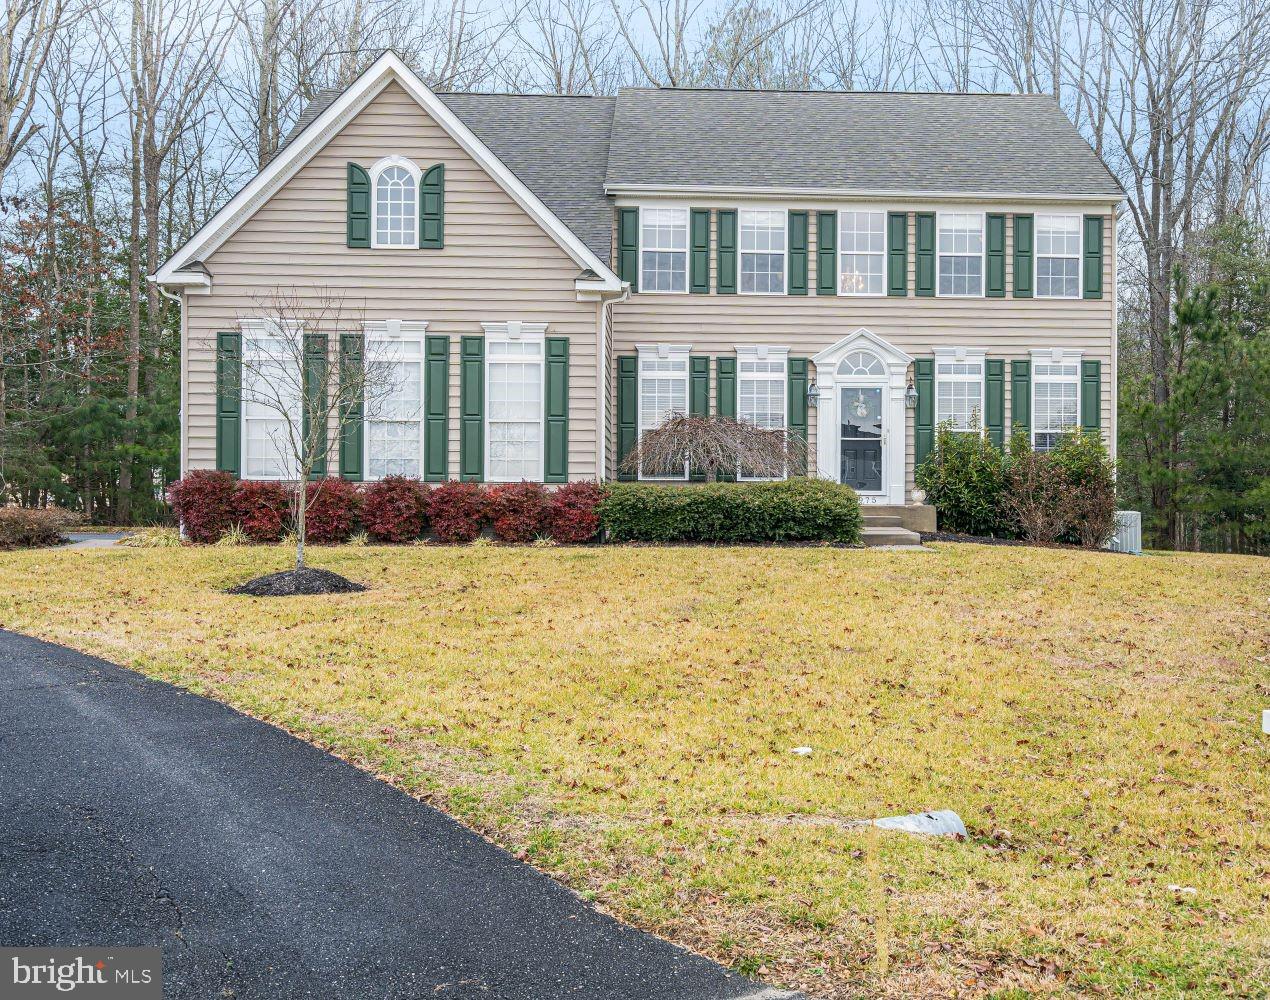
[155,51,1122,532]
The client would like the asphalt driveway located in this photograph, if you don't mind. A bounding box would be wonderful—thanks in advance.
[0,630,798,999]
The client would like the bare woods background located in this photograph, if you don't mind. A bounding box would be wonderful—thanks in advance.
[1,0,1266,551]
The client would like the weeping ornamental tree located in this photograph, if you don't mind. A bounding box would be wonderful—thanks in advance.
[620,414,808,481]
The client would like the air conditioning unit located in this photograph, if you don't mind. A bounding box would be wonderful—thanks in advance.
[1106,510,1142,554]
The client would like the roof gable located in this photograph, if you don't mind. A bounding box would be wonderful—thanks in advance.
[154,52,621,289]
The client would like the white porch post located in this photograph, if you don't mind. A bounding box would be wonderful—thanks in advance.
[885,363,908,505]
[815,371,838,481]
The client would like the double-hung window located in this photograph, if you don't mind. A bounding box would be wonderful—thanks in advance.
[839,211,885,295]
[736,346,788,480]
[937,213,984,296]
[637,345,690,479]
[1036,214,1081,298]
[740,209,786,294]
[933,348,985,432]
[640,208,688,292]
[364,321,426,479]
[241,320,302,480]
[1032,350,1081,451]
[485,323,546,482]
[371,156,420,248]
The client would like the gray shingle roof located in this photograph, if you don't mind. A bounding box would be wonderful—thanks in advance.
[436,93,615,262]
[605,88,1124,198]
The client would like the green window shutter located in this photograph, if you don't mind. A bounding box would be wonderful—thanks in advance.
[985,358,1005,447]
[617,208,639,289]
[616,355,638,481]
[787,211,808,295]
[887,211,907,296]
[690,209,710,294]
[346,163,370,248]
[715,357,736,481]
[1083,215,1104,299]
[1013,214,1034,298]
[215,331,241,476]
[338,333,363,480]
[1011,359,1031,438]
[787,358,809,475]
[986,214,1006,297]
[424,335,449,481]
[1081,359,1101,432]
[914,357,935,467]
[915,212,936,297]
[303,333,328,479]
[716,210,737,294]
[688,355,710,481]
[816,210,837,295]
[544,337,569,483]
[420,163,444,249]
[459,335,484,481]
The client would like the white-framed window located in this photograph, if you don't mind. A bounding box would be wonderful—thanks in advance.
[639,207,688,292]
[736,346,788,480]
[934,347,986,432]
[839,210,885,295]
[637,344,691,480]
[1036,214,1081,298]
[364,320,427,479]
[241,319,302,481]
[371,156,420,248]
[485,322,546,482]
[937,212,984,296]
[1032,349,1081,451]
[740,209,786,294]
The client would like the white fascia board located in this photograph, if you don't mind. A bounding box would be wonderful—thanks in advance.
[154,51,621,289]
[606,183,1124,206]
[149,270,211,292]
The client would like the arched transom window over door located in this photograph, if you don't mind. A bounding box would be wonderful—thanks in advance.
[837,350,885,377]
[371,157,419,247]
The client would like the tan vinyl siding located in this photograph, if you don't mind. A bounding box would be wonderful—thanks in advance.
[184,81,598,480]
[610,206,1116,496]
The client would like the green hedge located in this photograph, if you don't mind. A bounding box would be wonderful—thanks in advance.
[598,478,862,544]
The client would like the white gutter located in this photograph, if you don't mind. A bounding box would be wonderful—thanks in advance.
[604,182,1126,204]
[597,284,631,480]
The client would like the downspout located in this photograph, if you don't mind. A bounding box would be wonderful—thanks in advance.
[597,284,631,481]
[156,281,187,538]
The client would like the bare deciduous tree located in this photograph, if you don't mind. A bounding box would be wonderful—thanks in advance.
[621,414,808,481]
[0,0,71,194]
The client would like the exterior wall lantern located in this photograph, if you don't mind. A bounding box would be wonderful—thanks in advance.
[807,379,821,407]
[905,381,919,409]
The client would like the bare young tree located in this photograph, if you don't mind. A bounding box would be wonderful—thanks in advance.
[621,414,808,481]
[514,0,627,93]
[230,287,395,569]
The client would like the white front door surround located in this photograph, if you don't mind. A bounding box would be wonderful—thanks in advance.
[812,329,912,505]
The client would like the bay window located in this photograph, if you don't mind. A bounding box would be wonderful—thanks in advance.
[937,213,984,296]
[740,209,786,293]
[485,323,546,481]
[364,321,426,479]
[640,207,688,292]
[933,348,985,431]
[737,346,788,480]
[839,210,885,295]
[1036,214,1081,298]
[241,320,301,480]
[1032,350,1081,451]
[637,345,690,479]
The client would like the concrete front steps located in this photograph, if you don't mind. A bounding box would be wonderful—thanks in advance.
[860,504,933,548]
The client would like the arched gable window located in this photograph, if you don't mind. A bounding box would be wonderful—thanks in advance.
[837,350,884,377]
[370,156,420,248]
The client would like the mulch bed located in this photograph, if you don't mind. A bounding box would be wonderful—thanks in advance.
[227,568,367,597]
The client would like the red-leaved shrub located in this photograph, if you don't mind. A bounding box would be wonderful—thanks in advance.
[302,478,361,544]
[167,470,238,543]
[362,476,430,543]
[235,480,290,542]
[546,481,606,543]
[487,481,549,542]
[427,481,486,543]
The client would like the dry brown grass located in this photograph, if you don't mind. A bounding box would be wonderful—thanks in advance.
[0,541,1266,998]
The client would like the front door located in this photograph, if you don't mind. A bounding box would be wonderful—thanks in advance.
[840,386,883,492]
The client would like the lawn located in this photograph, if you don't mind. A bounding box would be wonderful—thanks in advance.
[0,541,1266,998]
